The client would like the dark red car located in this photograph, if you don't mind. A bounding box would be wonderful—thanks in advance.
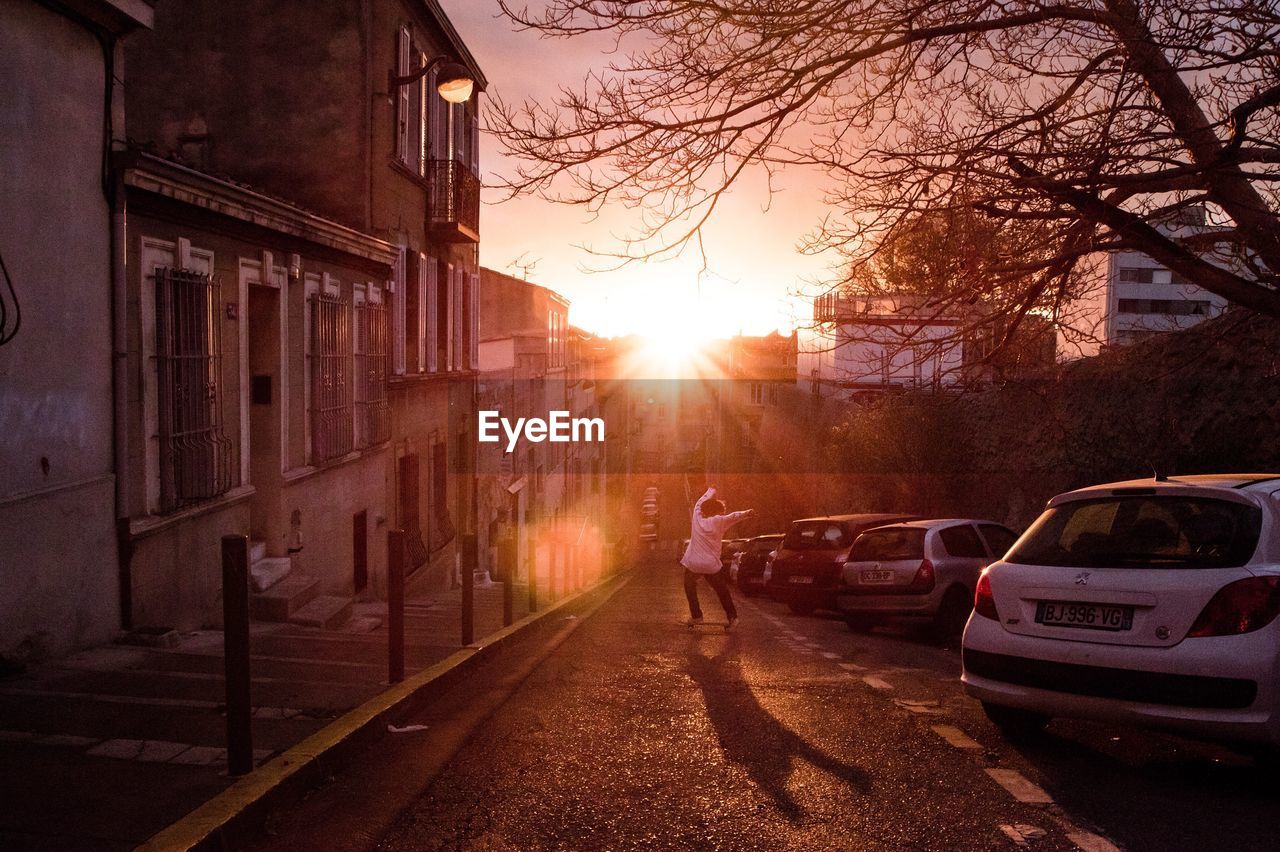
[766,514,919,614]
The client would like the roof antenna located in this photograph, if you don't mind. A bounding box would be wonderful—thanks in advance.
[1151,464,1168,482]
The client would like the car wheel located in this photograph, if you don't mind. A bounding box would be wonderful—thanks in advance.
[788,599,817,616]
[932,586,973,640]
[981,702,1049,741]
[845,614,877,633]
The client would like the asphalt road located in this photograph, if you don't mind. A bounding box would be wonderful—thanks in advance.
[258,563,1280,851]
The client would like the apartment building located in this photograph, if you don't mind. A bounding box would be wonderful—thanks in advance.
[121,0,487,621]
[476,269,606,584]
[0,0,154,662]
[1102,207,1230,346]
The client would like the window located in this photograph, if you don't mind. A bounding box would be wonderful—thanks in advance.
[452,265,464,370]
[938,524,986,558]
[154,266,234,512]
[783,521,852,550]
[749,382,765,405]
[850,528,925,561]
[354,284,390,447]
[397,27,449,177]
[978,524,1017,557]
[395,27,412,165]
[1118,267,1156,283]
[547,308,566,368]
[392,248,407,375]
[1007,497,1262,569]
[768,383,779,405]
[404,252,421,373]
[309,282,354,462]
[469,271,480,369]
[436,259,451,370]
[1118,298,1210,316]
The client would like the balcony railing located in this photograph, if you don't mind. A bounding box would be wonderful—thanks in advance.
[427,159,480,242]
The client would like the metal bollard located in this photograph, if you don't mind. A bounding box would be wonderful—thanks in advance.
[221,534,253,776]
[501,537,515,627]
[461,533,476,646]
[527,540,538,613]
[388,529,405,684]
[549,542,559,601]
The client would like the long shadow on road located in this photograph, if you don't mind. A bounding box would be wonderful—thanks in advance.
[683,636,870,822]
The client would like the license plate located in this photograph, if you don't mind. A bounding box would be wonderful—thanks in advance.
[1036,601,1134,631]
[789,576,814,584]
[859,570,894,584]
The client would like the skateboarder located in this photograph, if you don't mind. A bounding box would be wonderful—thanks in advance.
[680,486,753,629]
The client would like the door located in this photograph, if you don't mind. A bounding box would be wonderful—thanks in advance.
[248,283,284,550]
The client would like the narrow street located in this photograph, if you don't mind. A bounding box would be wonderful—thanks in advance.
[247,561,1280,851]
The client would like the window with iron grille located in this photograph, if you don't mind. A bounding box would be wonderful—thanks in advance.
[310,291,354,462]
[154,267,234,513]
[355,291,390,446]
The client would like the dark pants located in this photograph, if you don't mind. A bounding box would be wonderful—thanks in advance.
[684,568,737,620]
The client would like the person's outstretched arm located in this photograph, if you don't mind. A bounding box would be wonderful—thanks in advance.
[719,508,754,529]
[693,486,716,520]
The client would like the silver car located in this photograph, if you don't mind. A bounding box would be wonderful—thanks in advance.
[836,519,1017,637]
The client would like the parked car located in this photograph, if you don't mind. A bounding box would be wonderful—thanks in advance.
[962,474,1280,746]
[733,534,785,596]
[721,538,750,575]
[836,519,1017,637]
[766,514,919,614]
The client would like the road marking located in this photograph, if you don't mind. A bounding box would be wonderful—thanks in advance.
[862,675,893,690]
[931,724,982,750]
[1065,829,1122,852]
[999,824,1047,849]
[820,651,840,659]
[985,768,1053,804]
[837,662,865,672]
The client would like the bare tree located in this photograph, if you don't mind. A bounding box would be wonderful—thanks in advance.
[491,0,1280,350]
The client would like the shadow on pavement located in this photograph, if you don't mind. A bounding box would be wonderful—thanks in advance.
[683,637,870,822]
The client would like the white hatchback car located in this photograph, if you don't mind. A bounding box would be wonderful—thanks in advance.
[963,474,1280,746]
[836,519,1017,637]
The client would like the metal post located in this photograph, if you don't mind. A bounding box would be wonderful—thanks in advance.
[569,543,577,591]
[549,540,559,601]
[221,534,253,776]
[388,529,405,684]
[461,533,475,646]
[527,537,538,613]
[501,535,514,627]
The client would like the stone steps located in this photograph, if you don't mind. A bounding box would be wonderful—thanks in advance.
[288,595,353,630]
[249,572,320,622]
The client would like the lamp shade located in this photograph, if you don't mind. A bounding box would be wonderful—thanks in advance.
[436,61,475,104]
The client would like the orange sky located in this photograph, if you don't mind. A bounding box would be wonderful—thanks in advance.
[439,0,831,340]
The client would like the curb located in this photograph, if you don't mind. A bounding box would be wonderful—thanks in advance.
[136,570,633,851]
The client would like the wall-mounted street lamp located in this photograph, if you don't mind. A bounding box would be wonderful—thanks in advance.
[390,56,475,104]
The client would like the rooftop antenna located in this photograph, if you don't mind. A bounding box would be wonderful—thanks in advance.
[1151,464,1169,482]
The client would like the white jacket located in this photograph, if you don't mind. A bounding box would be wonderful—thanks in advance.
[680,488,751,574]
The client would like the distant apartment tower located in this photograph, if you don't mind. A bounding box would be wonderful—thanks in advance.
[1103,207,1229,346]
[799,294,966,399]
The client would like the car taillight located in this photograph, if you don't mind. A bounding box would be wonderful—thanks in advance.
[1187,577,1280,638]
[974,571,999,620]
[908,559,935,592]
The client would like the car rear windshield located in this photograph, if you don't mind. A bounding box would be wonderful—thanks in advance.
[749,537,782,553]
[850,528,926,561]
[1006,496,1262,569]
[783,521,851,550]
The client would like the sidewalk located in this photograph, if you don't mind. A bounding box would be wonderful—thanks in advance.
[0,580,551,851]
